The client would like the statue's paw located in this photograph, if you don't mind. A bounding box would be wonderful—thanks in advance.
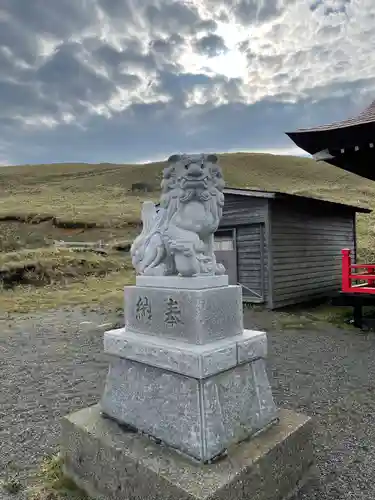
[215,263,226,275]
[168,240,178,250]
[183,248,194,257]
[143,264,166,276]
[169,240,193,256]
[169,240,183,249]
[197,254,211,263]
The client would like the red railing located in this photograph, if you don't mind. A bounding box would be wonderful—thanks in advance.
[341,249,375,294]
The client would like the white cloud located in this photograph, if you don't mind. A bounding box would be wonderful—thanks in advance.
[178,20,249,79]
[181,0,375,106]
[37,36,60,59]
[5,0,375,116]
[1,0,375,164]
[107,82,171,113]
[19,115,59,129]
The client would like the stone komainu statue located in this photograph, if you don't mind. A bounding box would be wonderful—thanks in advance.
[130,153,226,277]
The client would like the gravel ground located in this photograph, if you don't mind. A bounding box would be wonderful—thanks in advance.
[1,306,375,499]
[0,306,122,499]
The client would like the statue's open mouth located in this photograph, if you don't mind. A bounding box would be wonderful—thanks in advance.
[182,176,208,188]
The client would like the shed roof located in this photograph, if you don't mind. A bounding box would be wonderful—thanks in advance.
[223,187,371,214]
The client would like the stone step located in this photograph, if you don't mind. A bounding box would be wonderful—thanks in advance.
[135,275,229,289]
[61,405,314,500]
[104,327,267,379]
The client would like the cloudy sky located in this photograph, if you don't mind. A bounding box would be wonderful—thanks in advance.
[0,0,374,166]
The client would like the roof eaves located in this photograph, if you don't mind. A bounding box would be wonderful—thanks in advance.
[224,187,371,213]
[223,187,276,199]
[286,101,375,134]
[273,191,371,214]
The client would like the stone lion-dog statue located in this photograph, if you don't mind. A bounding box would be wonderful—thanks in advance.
[130,153,226,277]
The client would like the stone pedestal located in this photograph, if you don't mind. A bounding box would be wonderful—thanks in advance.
[61,274,315,499]
[100,276,278,462]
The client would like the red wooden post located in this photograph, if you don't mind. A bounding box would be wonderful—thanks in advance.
[341,249,352,292]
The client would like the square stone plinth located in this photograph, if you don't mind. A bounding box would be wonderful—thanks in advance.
[100,354,278,462]
[124,285,243,344]
[61,405,315,500]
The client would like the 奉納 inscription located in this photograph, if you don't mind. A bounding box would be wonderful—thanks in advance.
[135,296,152,321]
[164,297,183,327]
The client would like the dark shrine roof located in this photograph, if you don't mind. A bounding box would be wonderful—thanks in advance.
[286,100,375,155]
[290,100,375,133]
[224,187,371,213]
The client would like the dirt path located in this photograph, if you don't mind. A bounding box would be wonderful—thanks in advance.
[1,306,375,499]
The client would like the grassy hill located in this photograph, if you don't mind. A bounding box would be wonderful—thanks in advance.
[1,152,375,313]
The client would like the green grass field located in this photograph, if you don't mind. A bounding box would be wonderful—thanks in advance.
[1,152,375,314]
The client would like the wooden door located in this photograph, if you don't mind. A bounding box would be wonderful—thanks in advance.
[213,230,237,285]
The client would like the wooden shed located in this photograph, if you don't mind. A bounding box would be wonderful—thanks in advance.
[213,188,371,309]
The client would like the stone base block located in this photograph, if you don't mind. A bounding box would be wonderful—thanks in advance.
[61,404,315,500]
[101,354,277,462]
[136,274,229,289]
[104,327,267,378]
[124,284,243,344]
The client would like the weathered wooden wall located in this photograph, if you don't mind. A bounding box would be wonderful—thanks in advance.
[218,192,358,308]
[219,194,269,303]
[236,223,268,303]
[269,199,355,308]
[220,194,268,226]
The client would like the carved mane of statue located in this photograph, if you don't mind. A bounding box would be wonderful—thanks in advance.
[130,153,226,277]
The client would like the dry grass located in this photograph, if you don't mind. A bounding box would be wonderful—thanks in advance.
[0,248,134,313]
[27,455,88,500]
[1,152,375,314]
[0,269,132,314]
[0,153,373,225]
[0,219,139,253]
[0,189,148,228]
